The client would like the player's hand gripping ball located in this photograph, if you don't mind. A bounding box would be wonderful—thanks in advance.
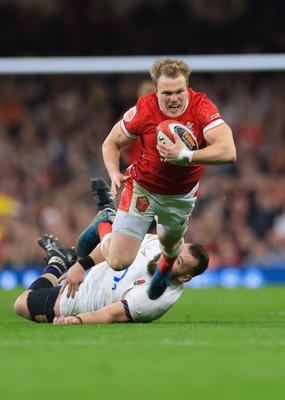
[156,120,198,166]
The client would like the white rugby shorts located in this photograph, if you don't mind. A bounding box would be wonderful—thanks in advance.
[112,180,198,240]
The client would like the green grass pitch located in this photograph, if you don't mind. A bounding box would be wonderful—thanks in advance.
[1,287,285,400]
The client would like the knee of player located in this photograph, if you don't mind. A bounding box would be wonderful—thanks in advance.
[14,292,31,320]
[108,256,131,271]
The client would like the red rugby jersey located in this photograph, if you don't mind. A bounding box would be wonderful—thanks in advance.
[120,88,224,195]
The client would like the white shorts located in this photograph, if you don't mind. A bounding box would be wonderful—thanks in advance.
[112,180,198,240]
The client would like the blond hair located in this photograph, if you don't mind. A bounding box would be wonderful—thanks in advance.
[149,58,192,88]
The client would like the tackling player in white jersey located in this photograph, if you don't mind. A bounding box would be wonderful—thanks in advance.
[14,232,208,324]
[14,178,209,325]
[14,235,208,324]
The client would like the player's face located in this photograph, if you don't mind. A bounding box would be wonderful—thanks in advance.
[171,245,196,282]
[156,74,188,118]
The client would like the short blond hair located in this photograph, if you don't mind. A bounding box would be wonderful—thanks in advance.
[149,58,192,88]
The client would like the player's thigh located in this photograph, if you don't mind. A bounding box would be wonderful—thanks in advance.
[155,192,197,238]
[109,230,142,270]
[27,287,60,322]
[14,290,32,319]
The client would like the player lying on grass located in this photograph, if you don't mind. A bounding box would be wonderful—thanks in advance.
[14,231,209,324]
[14,178,209,324]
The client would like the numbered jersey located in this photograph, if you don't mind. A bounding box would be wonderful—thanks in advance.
[59,235,183,322]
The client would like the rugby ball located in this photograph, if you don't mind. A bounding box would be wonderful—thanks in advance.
[156,120,198,166]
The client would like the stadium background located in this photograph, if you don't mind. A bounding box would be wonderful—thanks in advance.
[0,0,284,288]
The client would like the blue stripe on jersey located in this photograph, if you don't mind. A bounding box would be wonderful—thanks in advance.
[112,268,129,290]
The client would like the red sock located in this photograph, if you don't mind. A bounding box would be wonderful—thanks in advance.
[98,222,112,241]
[159,254,177,274]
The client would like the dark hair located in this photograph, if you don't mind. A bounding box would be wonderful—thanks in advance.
[188,243,209,277]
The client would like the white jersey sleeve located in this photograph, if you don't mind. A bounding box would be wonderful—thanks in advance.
[123,283,183,322]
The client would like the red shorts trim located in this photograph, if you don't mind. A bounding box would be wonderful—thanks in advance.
[118,179,133,212]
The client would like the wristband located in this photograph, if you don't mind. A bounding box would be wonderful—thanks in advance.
[78,255,95,271]
[178,148,194,164]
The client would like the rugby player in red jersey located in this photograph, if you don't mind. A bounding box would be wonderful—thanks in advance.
[74,57,236,300]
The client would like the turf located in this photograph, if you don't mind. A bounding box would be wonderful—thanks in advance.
[1,287,285,400]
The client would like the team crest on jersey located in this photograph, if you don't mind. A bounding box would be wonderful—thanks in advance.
[134,279,145,286]
[123,106,137,122]
[136,196,150,212]
[185,121,195,133]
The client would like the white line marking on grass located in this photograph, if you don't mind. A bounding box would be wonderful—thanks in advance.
[270,311,285,316]
[0,339,107,347]
[162,339,285,347]
[2,339,285,347]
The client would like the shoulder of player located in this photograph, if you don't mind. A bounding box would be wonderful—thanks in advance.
[186,87,220,124]
[122,94,158,128]
[123,282,183,322]
[137,92,158,111]
[188,87,212,108]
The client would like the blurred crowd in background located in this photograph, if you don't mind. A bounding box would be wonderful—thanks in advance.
[1,72,285,270]
[0,0,284,271]
[0,0,284,57]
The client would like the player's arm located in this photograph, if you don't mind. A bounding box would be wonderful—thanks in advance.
[53,302,128,325]
[102,121,134,200]
[191,122,237,165]
[158,122,236,166]
[59,245,104,298]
